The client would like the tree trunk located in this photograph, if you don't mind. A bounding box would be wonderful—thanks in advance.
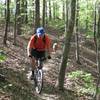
[62,0,65,20]
[34,0,40,30]
[42,0,46,27]
[3,0,10,45]
[32,0,35,27]
[5,1,6,19]
[55,3,58,19]
[45,1,48,25]
[65,1,69,33]
[53,2,56,20]
[75,0,81,64]
[25,0,28,23]
[8,0,10,32]
[14,12,17,45]
[85,0,88,33]
[13,0,18,45]
[20,0,25,24]
[16,0,21,35]
[57,0,76,90]
[94,3,100,100]
[49,0,52,21]
[94,1,97,47]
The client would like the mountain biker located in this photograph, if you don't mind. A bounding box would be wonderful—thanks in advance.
[27,27,51,79]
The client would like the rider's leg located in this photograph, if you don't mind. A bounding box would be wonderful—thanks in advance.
[30,57,36,78]
[30,49,37,78]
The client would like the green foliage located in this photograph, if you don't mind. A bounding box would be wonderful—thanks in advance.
[67,70,97,95]
[0,51,7,62]
[68,70,83,79]
[0,55,6,62]
[98,88,100,93]
[0,2,5,18]
[79,0,94,37]
[86,31,94,38]
[0,17,5,23]
[48,19,65,33]
[21,24,33,34]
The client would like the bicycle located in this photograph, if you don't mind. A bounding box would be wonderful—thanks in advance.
[33,57,46,94]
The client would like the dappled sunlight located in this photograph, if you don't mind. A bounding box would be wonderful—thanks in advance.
[0,0,100,99]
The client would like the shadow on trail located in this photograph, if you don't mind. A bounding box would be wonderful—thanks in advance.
[40,80,78,100]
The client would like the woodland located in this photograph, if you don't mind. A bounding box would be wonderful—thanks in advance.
[0,0,100,100]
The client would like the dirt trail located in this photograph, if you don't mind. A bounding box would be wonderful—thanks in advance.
[0,29,76,100]
[0,28,96,100]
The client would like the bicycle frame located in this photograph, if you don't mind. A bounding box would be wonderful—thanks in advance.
[34,58,44,94]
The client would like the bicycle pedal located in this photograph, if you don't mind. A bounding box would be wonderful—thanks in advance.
[38,66,42,69]
[30,74,35,80]
[30,77,34,80]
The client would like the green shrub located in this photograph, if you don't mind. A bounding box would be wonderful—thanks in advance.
[67,70,97,95]
[21,24,33,35]
[0,51,7,62]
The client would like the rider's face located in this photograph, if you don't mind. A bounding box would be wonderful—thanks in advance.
[38,34,44,38]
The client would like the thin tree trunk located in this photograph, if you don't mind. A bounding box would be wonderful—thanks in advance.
[34,0,40,30]
[45,1,48,25]
[3,0,10,45]
[85,0,88,33]
[75,0,81,64]
[14,14,17,45]
[8,0,10,32]
[49,0,51,20]
[5,1,6,19]
[25,0,28,23]
[20,0,25,24]
[13,0,18,45]
[65,1,69,33]
[55,3,58,19]
[42,0,46,27]
[16,0,21,35]
[62,0,65,20]
[57,0,76,90]
[94,3,100,100]
[94,2,97,51]
[53,2,56,20]
[33,0,35,26]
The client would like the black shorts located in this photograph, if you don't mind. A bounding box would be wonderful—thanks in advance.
[31,49,45,59]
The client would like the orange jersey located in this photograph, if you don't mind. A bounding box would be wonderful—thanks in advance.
[28,34,51,51]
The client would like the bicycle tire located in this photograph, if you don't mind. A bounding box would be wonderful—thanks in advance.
[35,69,43,94]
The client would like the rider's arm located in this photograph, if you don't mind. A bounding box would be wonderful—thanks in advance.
[27,46,32,57]
[27,35,35,57]
[45,35,52,56]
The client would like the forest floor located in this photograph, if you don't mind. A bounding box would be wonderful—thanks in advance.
[0,26,99,100]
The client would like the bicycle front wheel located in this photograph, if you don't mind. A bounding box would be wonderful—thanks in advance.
[35,69,43,94]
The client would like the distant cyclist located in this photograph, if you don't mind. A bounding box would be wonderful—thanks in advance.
[27,27,52,79]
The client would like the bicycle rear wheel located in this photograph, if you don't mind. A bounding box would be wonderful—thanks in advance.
[35,69,43,94]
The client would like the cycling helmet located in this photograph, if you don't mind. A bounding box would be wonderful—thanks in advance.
[36,27,45,37]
